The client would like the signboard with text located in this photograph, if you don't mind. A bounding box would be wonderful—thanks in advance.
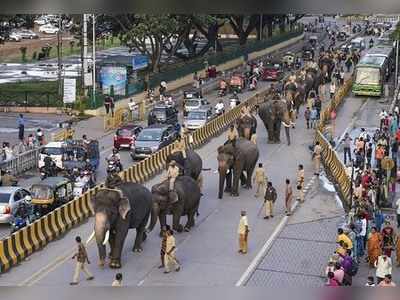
[63,78,76,104]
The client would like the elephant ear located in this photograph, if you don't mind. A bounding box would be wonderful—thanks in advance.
[118,193,131,220]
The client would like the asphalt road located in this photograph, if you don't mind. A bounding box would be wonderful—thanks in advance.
[0,18,367,284]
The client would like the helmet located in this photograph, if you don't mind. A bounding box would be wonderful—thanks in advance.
[24,195,32,205]
[113,148,119,154]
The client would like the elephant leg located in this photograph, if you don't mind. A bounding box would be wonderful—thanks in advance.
[184,211,195,232]
[225,170,232,193]
[159,213,167,237]
[172,207,184,233]
[108,231,116,259]
[133,225,146,253]
[240,171,247,187]
[246,166,256,189]
[110,223,129,269]
[232,170,241,197]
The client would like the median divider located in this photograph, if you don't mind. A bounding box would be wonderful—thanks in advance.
[315,78,353,212]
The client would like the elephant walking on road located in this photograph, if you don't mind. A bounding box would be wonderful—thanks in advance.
[89,183,155,268]
[217,138,259,199]
[237,114,257,140]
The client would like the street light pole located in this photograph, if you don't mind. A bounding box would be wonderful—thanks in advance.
[395,39,399,89]
[92,14,96,107]
[57,14,62,101]
[82,14,88,96]
[259,14,263,41]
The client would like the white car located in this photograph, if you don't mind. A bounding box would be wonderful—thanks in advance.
[39,24,59,34]
[8,32,22,42]
[34,17,48,25]
[0,187,31,224]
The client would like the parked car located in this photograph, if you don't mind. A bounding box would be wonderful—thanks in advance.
[184,108,213,131]
[114,124,143,150]
[148,104,178,126]
[0,187,31,224]
[261,63,283,81]
[34,16,49,25]
[39,24,59,34]
[130,124,177,160]
[8,32,21,42]
[15,29,39,39]
[184,98,211,117]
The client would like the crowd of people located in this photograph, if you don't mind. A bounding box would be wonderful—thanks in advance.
[324,101,400,286]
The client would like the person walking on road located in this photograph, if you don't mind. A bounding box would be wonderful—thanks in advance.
[238,210,249,254]
[263,182,277,219]
[285,179,293,216]
[254,163,267,198]
[313,141,322,176]
[304,107,311,129]
[159,225,170,269]
[342,133,353,165]
[296,164,305,203]
[310,106,318,129]
[17,114,25,142]
[128,99,136,121]
[164,228,180,273]
[70,236,94,285]
[112,273,123,287]
[375,254,392,285]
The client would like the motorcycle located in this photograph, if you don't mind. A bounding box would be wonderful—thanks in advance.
[218,88,227,97]
[215,103,225,116]
[106,158,122,173]
[39,165,58,180]
[10,210,41,233]
[73,180,89,198]
[249,76,258,91]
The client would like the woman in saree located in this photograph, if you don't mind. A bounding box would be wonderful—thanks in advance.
[367,227,382,267]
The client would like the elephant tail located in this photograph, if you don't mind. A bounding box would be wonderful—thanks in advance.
[201,168,212,171]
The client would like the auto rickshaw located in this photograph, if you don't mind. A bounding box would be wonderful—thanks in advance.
[309,35,318,47]
[229,74,245,93]
[30,177,74,213]
[281,52,296,68]
[302,46,314,61]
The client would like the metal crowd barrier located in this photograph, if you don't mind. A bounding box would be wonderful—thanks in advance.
[0,147,42,176]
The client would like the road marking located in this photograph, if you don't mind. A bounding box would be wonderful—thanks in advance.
[137,279,145,286]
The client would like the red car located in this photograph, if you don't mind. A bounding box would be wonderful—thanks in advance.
[113,124,143,150]
[261,65,283,81]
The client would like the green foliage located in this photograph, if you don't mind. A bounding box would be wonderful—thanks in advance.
[19,46,27,62]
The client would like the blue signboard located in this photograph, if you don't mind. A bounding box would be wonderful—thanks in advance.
[132,54,149,70]
[100,66,127,96]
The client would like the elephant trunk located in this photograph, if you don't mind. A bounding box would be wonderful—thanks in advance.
[244,127,251,139]
[94,212,109,261]
[147,201,159,232]
[218,166,226,199]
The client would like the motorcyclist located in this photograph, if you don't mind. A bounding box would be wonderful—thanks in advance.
[215,100,225,115]
[43,155,57,177]
[1,169,18,186]
[105,169,123,189]
[107,148,122,171]
[369,38,374,48]
[219,80,227,94]
[13,196,33,221]
[75,171,89,186]
[82,134,90,146]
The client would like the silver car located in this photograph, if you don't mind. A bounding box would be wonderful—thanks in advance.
[184,98,211,116]
[0,187,31,224]
[184,108,213,131]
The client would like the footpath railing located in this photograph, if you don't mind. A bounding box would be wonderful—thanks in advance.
[0,148,41,176]
[0,79,269,273]
[315,79,353,212]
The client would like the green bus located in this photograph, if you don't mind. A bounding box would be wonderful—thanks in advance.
[352,46,394,96]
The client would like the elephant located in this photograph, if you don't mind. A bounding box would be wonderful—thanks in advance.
[237,114,257,139]
[258,97,292,143]
[217,138,259,199]
[150,176,201,233]
[89,182,155,268]
[166,149,202,182]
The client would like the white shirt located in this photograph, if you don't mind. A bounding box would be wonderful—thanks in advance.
[379,111,387,120]
[360,218,367,236]
[215,102,224,111]
[230,99,237,109]
[396,198,400,214]
[128,101,136,111]
[375,256,392,278]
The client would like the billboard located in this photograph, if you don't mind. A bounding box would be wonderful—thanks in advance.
[100,66,127,96]
[132,54,149,70]
[63,78,76,104]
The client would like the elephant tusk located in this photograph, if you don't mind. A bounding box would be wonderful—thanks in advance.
[103,230,110,245]
[86,231,95,245]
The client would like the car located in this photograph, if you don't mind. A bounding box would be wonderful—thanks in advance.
[39,24,59,34]
[184,108,213,131]
[8,32,21,42]
[0,187,31,224]
[34,17,48,26]
[14,29,39,39]
[113,124,143,150]
[261,64,283,81]
[184,98,211,116]
[130,124,177,160]
[148,104,178,126]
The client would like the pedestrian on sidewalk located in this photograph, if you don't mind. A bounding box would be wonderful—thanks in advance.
[396,198,400,229]
[367,227,382,268]
[366,143,373,167]
[238,211,249,254]
[296,164,305,203]
[396,232,400,267]
[379,109,388,130]
[253,163,267,198]
[314,97,322,120]
[375,144,385,170]
[329,81,336,100]
[304,107,311,129]
[375,254,392,284]
[336,228,353,250]
[112,273,123,286]
[313,141,322,176]
[70,236,94,285]
[164,228,180,273]
[285,179,293,216]
[128,99,136,121]
[310,106,318,129]
[17,114,25,141]
[339,68,345,86]
[333,262,344,285]
[263,181,277,219]
[326,272,340,286]
[104,96,112,115]
[342,133,353,165]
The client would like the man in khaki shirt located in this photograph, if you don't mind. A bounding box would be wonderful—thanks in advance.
[70,236,94,285]
[238,211,249,254]
[313,141,322,176]
[226,124,239,144]
[166,161,180,204]
[164,229,180,273]
[174,135,187,159]
[296,164,305,203]
[253,163,267,197]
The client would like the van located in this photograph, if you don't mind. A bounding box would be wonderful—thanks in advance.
[350,37,366,51]
[38,142,65,169]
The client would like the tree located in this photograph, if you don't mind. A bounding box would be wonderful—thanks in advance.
[228,15,260,45]
[19,46,27,62]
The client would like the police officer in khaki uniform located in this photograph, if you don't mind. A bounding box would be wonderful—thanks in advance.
[253,163,267,198]
[174,135,187,159]
[296,164,305,202]
[313,141,322,176]
[166,161,180,204]
[70,236,94,285]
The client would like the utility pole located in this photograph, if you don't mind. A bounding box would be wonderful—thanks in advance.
[57,14,62,101]
[82,14,88,96]
[396,40,399,89]
[92,14,96,107]
[259,14,263,40]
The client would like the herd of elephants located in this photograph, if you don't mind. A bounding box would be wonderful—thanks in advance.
[90,56,333,268]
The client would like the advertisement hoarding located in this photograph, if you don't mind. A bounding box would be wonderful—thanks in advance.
[132,54,149,70]
[100,66,127,96]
